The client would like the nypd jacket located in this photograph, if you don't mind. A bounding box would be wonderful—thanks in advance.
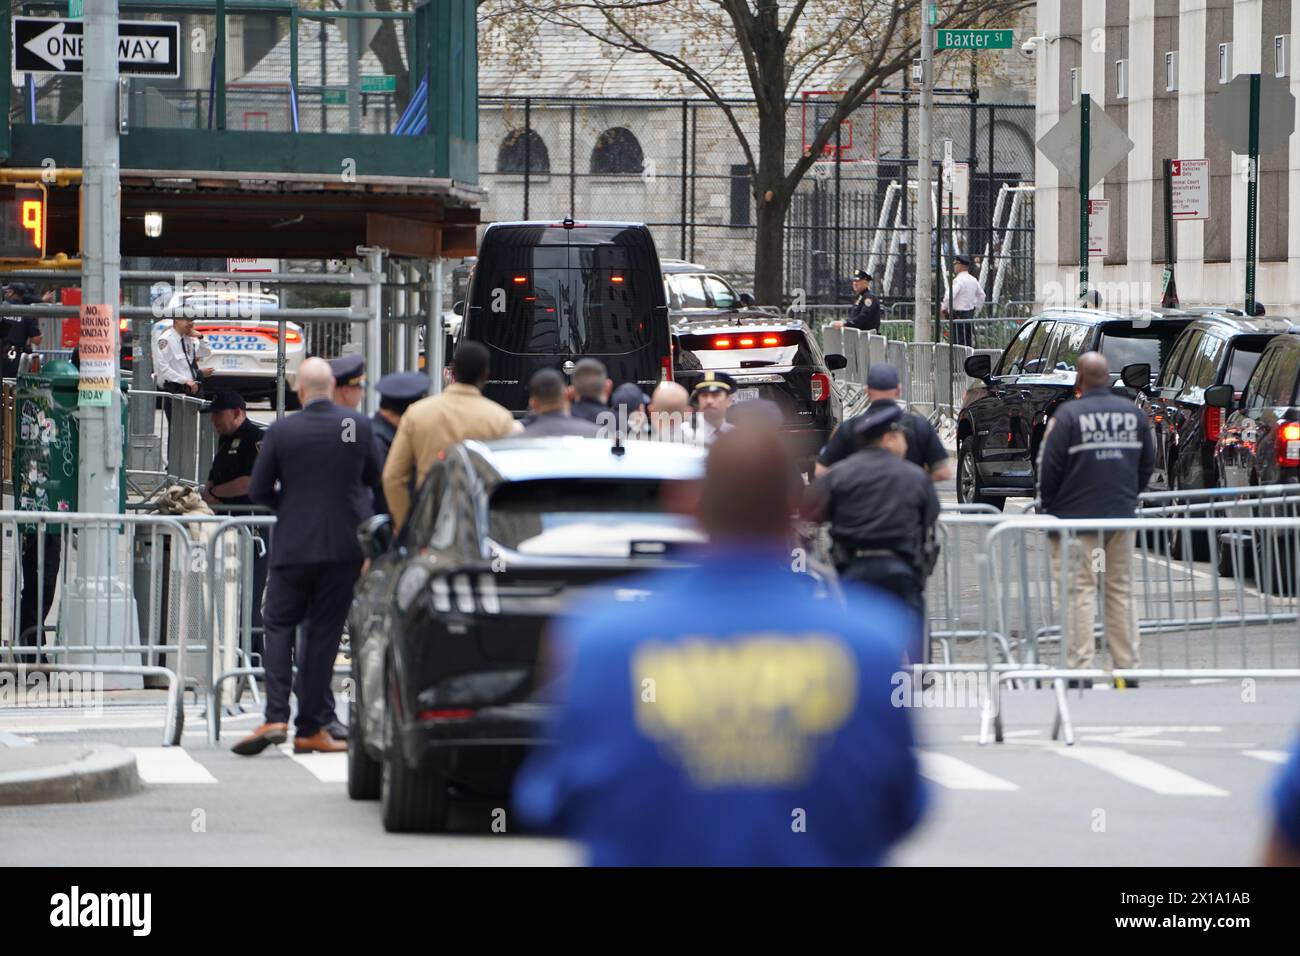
[846,292,882,331]
[1037,386,1154,519]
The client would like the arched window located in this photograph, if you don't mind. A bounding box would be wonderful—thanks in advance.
[497,128,550,173]
[591,127,644,175]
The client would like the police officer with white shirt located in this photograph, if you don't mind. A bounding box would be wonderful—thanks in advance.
[153,316,214,420]
[689,371,738,445]
[940,254,985,346]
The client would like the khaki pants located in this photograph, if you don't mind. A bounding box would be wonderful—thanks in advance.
[1048,531,1140,669]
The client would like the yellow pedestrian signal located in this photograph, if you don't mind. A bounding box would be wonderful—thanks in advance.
[0,183,48,260]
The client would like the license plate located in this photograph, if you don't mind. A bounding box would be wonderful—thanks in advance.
[220,356,244,370]
[733,387,760,403]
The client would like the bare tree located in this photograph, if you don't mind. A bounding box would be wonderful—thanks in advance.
[484,0,1030,304]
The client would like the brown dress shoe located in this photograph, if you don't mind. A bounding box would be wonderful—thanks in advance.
[231,722,289,756]
[293,729,348,754]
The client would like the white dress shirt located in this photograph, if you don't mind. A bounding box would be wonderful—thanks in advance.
[152,327,212,388]
[692,415,734,446]
[948,271,987,313]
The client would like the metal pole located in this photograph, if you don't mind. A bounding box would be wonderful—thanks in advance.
[1246,74,1260,316]
[275,304,287,419]
[914,3,934,342]
[1161,157,1179,307]
[361,246,385,414]
[1079,93,1091,304]
[79,0,121,517]
[523,97,531,218]
[347,0,362,134]
[428,257,445,395]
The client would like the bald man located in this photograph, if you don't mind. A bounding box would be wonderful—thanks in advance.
[1037,350,1154,687]
[513,424,926,865]
[649,381,695,443]
[236,356,383,756]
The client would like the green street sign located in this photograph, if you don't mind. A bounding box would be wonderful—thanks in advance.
[322,88,347,105]
[69,0,83,17]
[935,29,1014,51]
[360,75,396,93]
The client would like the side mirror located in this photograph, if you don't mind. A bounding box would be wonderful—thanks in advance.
[825,352,848,372]
[964,353,992,379]
[738,292,755,307]
[357,514,393,560]
[452,300,465,316]
[1204,383,1235,408]
[1120,362,1151,390]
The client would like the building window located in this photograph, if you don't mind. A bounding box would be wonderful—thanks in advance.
[1070,68,1079,105]
[1115,59,1128,99]
[1165,51,1179,92]
[1219,42,1232,84]
[1277,35,1290,78]
[729,164,751,227]
[497,128,550,174]
[591,127,644,175]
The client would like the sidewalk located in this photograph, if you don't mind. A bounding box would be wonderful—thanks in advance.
[0,733,140,806]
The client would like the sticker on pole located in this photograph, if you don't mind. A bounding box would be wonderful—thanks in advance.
[1088,199,1110,257]
[1170,159,1210,220]
[940,162,970,216]
[78,303,116,407]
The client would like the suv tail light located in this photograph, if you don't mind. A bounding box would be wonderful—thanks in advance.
[1203,405,1222,443]
[660,354,674,382]
[811,372,830,402]
[1279,422,1300,468]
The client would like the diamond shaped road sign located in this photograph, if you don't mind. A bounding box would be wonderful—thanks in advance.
[1211,73,1296,154]
[1036,100,1135,190]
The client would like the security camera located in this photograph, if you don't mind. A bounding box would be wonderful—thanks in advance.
[1022,36,1044,55]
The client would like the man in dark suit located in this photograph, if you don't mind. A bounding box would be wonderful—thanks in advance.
[520,368,600,437]
[232,357,381,755]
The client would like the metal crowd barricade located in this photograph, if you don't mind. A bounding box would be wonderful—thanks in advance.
[841,327,862,384]
[822,324,844,361]
[977,515,1300,746]
[886,340,910,398]
[125,389,215,500]
[866,332,888,370]
[0,511,195,745]
[906,342,936,416]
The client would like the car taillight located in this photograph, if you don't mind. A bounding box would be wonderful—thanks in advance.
[416,708,475,722]
[660,354,674,382]
[1203,405,1222,443]
[811,372,830,402]
[1279,422,1300,467]
[285,329,302,343]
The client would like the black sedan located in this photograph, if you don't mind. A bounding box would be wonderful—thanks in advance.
[347,436,713,832]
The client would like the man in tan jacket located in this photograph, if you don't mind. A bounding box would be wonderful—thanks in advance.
[383,341,518,528]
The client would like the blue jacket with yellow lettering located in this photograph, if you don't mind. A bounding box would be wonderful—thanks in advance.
[513,547,927,866]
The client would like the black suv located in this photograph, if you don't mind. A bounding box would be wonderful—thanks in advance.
[672,317,846,466]
[1138,313,1295,494]
[458,220,674,414]
[956,309,1194,509]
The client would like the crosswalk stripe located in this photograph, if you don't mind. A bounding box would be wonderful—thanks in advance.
[128,747,218,785]
[1243,750,1289,765]
[278,744,348,783]
[917,751,1019,791]
[1054,746,1228,796]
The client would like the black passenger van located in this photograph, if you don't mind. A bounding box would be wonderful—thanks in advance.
[457,220,673,414]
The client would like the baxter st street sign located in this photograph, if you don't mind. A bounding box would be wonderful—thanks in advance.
[12,16,180,77]
[935,29,1014,51]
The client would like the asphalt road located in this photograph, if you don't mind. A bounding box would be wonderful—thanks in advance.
[1,679,1294,866]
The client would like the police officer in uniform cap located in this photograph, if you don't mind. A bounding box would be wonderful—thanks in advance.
[689,371,738,444]
[370,371,429,515]
[804,402,939,664]
[200,390,270,655]
[330,353,366,410]
[830,269,881,332]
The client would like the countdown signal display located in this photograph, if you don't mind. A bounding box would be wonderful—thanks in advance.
[0,183,48,261]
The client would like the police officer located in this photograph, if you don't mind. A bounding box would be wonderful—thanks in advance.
[816,363,953,481]
[689,371,738,444]
[940,254,985,346]
[370,371,429,515]
[1037,351,1153,686]
[330,353,366,410]
[830,269,881,332]
[2,283,44,377]
[512,424,926,865]
[200,390,269,655]
[804,402,940,664]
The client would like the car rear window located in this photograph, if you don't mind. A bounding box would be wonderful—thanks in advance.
[675,329,812,370]
[488,479,703,558]
[1098,327,1184,377]
[1224,336,1272,391]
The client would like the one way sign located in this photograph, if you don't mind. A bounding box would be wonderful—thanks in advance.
[12,16,180,77]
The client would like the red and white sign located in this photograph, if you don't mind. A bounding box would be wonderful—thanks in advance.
[1088,199,1110,257]
[227,258,278,274]
[77,303,116,407]
[1170,159,1210,220]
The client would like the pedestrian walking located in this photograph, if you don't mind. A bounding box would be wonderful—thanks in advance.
[1036,351,1154,687]
[940,254,985,346]
[520,369,601,437]
[816,363,953,481]
[369,371,429,516]
[232,357,382,756]
[570,357,611,424]
[830,269,881,332]
[382,341,517,531]
[513,424,926,865]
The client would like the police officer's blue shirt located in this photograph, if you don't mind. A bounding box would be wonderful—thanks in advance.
[513,546,927,866]
[1273,734,1300,853]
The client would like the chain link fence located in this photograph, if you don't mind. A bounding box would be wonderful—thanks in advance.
[479,92,1036,312]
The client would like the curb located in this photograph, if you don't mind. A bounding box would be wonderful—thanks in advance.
[0,744,142,807]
